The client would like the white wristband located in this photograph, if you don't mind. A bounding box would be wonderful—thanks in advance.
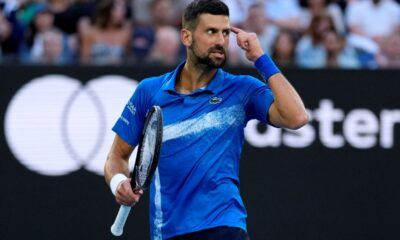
[110,173,128,196]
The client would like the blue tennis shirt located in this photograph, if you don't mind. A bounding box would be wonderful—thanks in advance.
[113,60,275,239]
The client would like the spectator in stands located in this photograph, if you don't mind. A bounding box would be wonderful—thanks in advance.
[0,3,11,61]
[295,13,336,68]
[345,0,400,68]
[271,30,298,68]
[131,0,187,27]
[50,0,94,35]
[26,6,73,64]
[10,0,44,29]
[131,25,155,63]
[346,0,400,45]
[264,0,303,33]
[0,0,24,62]
[48,0,85,34]
[147,25,181,66]
[0,1,24,61]
[47,0,73,31]
[79,0,131,65]
[323,30,360,68]
[149,0,175,28]
[241,2,278,55]
[131,0,175,63]
[223,0,251,25]
[377,32,400,68]
[229,3,278,65]
[299,0,346,34]
[229,2,278,66]
[48,0,94,63]
[26,6,55,55]
[30,28,67,64]
[130,0,150,25]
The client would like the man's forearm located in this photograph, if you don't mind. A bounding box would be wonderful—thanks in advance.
[254,54,308,129]
[104,155,130,185]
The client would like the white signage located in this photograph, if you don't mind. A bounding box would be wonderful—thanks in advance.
[245,99,400,149]
[4,75,138,176]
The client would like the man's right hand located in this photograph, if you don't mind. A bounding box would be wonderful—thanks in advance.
[231,26,265,62]
[115,178,143,206]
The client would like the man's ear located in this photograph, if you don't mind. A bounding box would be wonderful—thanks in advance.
[181,28,192,47]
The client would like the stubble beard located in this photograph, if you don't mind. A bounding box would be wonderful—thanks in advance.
[189,39,227,68]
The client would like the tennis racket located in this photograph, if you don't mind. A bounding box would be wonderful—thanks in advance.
[111,105,163,236]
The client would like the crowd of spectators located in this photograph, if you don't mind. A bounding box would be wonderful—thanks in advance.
[0,0,399,68]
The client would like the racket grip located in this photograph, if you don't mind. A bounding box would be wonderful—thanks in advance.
[111,205,132,236]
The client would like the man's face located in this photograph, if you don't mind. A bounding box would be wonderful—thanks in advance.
[188,14,230,68]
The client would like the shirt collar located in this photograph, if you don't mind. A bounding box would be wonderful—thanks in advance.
[162,61,224,95]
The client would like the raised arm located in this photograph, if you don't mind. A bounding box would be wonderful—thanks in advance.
[231,26,308,129]
[266,72,308,129]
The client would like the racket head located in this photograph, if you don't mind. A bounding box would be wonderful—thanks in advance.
[131,105,163,190]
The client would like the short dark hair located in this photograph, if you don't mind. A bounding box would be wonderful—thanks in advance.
[182,0,229,30]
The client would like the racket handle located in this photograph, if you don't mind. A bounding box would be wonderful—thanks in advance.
[111,205,132,236]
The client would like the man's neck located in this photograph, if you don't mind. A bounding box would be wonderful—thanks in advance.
[176,61,218,94]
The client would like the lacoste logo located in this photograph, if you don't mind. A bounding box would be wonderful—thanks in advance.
[209,96,222,104]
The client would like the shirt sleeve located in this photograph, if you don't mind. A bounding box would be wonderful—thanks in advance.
[244,76,275,124]
[112,81,150,146]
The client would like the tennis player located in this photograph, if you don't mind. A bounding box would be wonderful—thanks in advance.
[104,0,308,239]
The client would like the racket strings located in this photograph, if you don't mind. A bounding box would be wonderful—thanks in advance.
[137,113,159,187]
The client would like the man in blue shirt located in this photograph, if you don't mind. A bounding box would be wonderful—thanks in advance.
[104,0,308,239]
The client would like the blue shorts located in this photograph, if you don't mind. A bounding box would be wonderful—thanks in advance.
[168,226,250,240]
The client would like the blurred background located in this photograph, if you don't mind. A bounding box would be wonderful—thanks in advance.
[1,0,399,239]
[0,0,399,68]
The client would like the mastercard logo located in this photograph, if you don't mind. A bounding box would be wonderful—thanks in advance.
[4,75,138,176]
